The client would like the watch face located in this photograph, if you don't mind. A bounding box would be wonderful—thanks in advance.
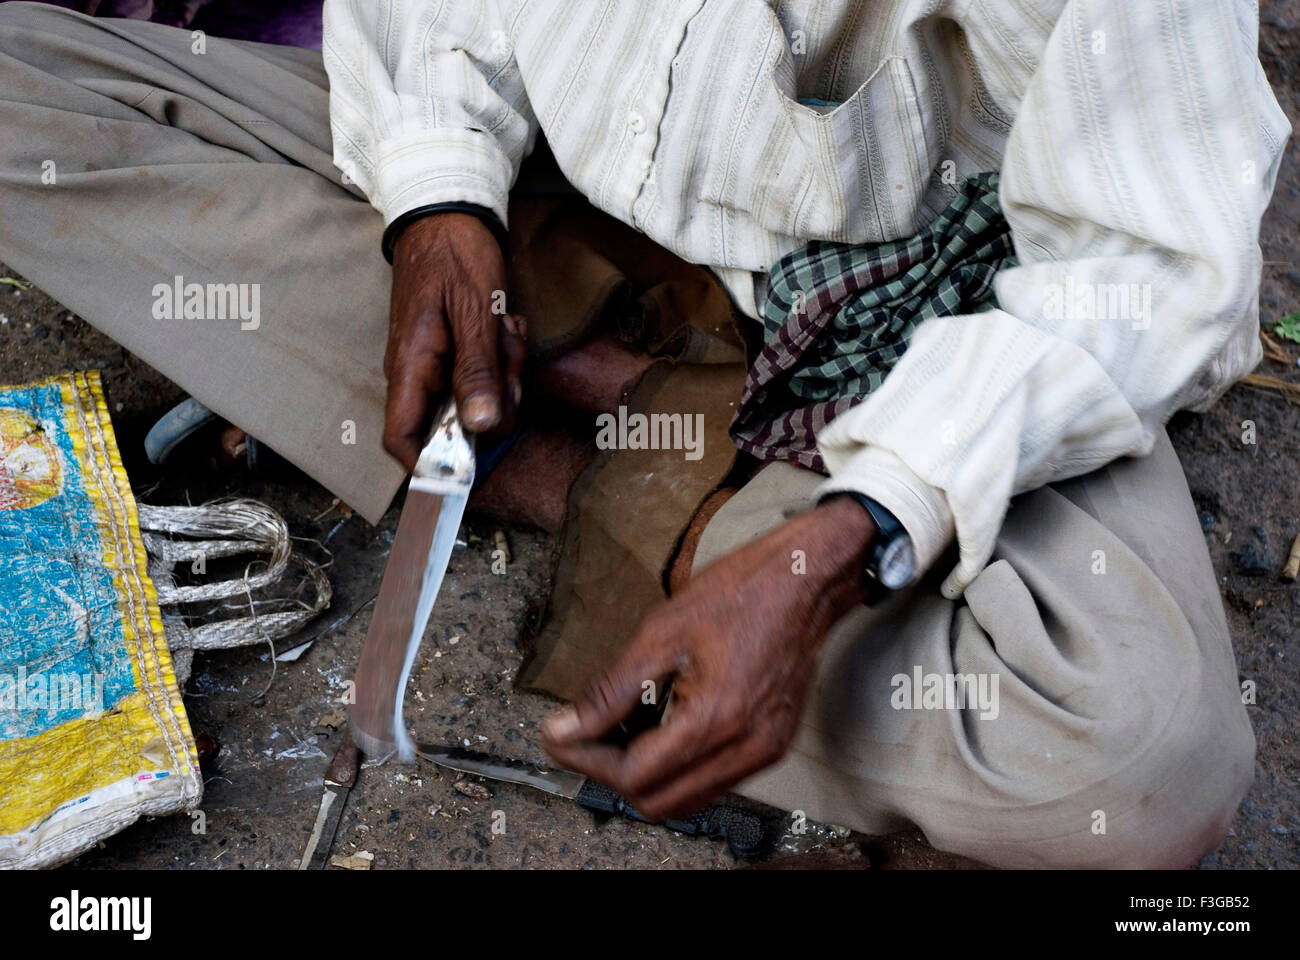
[878,536,916,590]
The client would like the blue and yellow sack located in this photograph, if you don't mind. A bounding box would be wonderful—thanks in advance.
[0,372,200,868]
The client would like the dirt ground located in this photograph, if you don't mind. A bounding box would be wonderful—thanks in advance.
[2,3,1298,870]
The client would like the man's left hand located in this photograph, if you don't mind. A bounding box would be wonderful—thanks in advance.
[540,495,876,820]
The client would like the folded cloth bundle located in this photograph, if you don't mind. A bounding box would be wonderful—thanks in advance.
[0,372,200,869]
[730,171,1017,472]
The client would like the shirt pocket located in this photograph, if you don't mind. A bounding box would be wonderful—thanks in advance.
[701,54,935,245]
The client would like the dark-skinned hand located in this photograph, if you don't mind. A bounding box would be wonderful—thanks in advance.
[384,212,527,469]
[541,495,877,821]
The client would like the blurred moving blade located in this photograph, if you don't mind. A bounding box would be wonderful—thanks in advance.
[350,399,474,761]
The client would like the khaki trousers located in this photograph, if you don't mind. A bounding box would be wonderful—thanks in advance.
[0,2,1254,868]
[0,2,403,523]
[695,435,1253,868]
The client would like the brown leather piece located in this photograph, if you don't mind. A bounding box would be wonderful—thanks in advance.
[498,174,749,702]
[668,486,738,595]
[516,362,745,701]
[507,198,632,363]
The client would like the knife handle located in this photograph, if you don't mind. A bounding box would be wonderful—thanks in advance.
[411,396,476,493]
[575,780,764,859]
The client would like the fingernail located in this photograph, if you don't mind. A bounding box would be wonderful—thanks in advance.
[515,316,528,339]
[544,707,579,741]
[461,392,500,431]
[510,378,523,408]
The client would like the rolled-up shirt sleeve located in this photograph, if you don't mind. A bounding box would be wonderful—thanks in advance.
[321,0,538,230]
[815,0,1291,598]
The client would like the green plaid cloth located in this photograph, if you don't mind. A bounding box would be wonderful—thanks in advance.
[730,171,1016,472]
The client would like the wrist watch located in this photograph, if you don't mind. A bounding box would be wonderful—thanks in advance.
[819,491,917,603]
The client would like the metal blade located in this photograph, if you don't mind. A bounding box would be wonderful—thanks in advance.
[415,743,587,799]
[299,738,360,870]
[351,399,474,761]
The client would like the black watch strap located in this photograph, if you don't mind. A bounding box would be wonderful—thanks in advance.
[818,491,912,604]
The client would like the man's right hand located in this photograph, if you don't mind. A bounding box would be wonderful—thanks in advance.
[384,212,527,471]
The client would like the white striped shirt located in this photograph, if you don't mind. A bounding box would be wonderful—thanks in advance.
[323,0,1290,596]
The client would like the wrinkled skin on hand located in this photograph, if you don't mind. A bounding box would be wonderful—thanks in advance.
[541,496,877,820]
[384,212,527,469]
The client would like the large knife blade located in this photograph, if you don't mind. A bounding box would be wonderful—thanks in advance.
[352,399,475,761]
[298,736,360,870]
[415,742,765,859]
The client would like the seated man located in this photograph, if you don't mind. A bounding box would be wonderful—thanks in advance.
[0,0,1289,867]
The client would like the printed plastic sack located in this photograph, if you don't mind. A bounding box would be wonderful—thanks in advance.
[0,371,200,869]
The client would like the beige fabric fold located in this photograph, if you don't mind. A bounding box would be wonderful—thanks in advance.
[692,431,1253,868]
[0,3,402,522]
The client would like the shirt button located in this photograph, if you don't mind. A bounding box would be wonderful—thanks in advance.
[627,110,646,134]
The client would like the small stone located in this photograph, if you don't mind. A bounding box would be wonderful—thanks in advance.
[330,851,374,870]
[1231,527,1271,576]
[314,706,347,733]
[453,780,493,801]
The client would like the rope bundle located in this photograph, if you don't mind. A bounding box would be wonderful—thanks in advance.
[137,498,332,684]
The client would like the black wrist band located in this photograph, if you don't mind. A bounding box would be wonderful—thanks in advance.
[818,491,886,604]
[818,490,918,604]
[382,202,509,264]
